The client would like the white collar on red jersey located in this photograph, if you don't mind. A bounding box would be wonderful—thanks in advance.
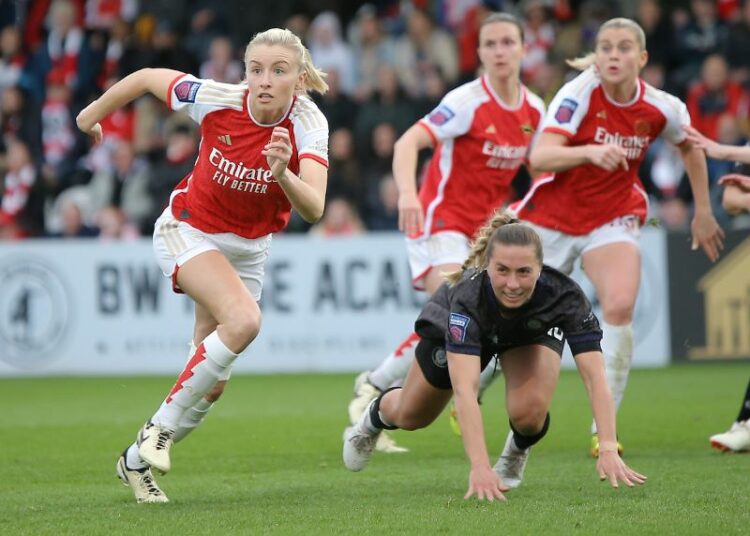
[481,74,524,111]
[245,91,295,127]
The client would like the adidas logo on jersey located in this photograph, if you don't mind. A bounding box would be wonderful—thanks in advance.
[485,124,497,135]
[217,134,232,146]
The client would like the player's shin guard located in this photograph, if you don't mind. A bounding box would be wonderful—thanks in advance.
[368,333,420,391]
[152,331,238,430]
[172,398,213,443]
[591,322,633,434]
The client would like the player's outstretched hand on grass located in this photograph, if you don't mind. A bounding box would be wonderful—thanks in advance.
[596,451,647,489]
[464,466,509,501]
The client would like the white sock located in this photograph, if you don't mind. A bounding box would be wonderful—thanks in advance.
[125,442,148,470]
[369,333,420,391]
[592,321,633,434]
[151,331,238,430]
[173,398,213,443]
[478,356,501,399]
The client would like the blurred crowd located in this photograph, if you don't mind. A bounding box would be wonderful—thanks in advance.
[2,0,750,240]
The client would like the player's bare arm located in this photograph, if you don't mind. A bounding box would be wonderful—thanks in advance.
[683,125,750,163]
[575,351,647,488]
[447,351,508,501]
[76,68,183,139]
[393,124,434,235]
[678,141,725,262]
[530,132,627,173]
[271,151,327,223]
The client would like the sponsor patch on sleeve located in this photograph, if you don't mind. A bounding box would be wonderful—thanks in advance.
[174,81,202,103]
[554,98,578,124]
[428,105,455,126]
[448,313,470,343]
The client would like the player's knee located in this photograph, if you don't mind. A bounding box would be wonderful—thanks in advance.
[601,297,634,324]
[223,305,262,349]
[205,381,226,402]
[508,405,548,436]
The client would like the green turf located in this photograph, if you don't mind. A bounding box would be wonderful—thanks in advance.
[1,364,748,535]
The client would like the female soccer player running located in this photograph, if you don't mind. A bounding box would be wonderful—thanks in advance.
[347,13,546,451]
[77,28,329,503]
[343,212,646,499]
[512,18,725,457]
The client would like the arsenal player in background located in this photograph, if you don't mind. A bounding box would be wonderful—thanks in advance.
[513,17,724,458]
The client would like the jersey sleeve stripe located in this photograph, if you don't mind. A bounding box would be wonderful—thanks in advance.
[541,126,575,138]
[166,72,187,110]
[299,153,329,167]
[417,120,438,146]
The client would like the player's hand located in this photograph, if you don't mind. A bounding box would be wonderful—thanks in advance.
[398,192,424,236]
[587,144,629,172]
[718,173,750,192]
[596,451,647,488]
[682,125,728,160]
[464,466,508,501]
[691,211,725,262]
[263,127,292,179]
[79,121,103,144]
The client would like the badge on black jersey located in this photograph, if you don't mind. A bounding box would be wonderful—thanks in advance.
[449,313,470,342]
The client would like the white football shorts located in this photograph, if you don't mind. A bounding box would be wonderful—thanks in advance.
[405,230,471,291]
[152,207,271,301]
[524,215,641,275]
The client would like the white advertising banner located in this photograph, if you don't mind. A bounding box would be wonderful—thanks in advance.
[0,230,669,376]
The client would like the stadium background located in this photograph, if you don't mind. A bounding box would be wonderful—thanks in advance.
[1,0,748,374]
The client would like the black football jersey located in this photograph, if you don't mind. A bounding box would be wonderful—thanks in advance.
[415,266,602,368]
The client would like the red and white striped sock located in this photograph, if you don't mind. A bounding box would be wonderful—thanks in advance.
[151,331,237,430]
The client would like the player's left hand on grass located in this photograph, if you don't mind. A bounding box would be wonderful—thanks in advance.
[596,451,647,489]
[464,466,509,501]
[690,212,725,262]
[263,126,292,179]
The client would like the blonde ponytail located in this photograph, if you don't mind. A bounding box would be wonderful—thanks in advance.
[245,28,329,96]
[300,46,329,95]
[566,52,596,71]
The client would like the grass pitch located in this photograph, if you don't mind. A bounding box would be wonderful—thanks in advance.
[1,363,749,535]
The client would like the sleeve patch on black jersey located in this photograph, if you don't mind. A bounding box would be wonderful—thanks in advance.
[448,312,470,342]
[554,98,578,123]
[175,81,202,103]
[428,105,455,126]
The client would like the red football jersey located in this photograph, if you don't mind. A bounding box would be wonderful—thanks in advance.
[166,73,329,238]
[513,66,690,235]
[416,75,545,239]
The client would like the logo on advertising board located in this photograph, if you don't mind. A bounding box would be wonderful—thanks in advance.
[689,236,750,360]
[0,259,71,369]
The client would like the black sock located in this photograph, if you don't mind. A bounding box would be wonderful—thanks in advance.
[736,378,750,422]
[369,387,401,430]
[509,413,550,450]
